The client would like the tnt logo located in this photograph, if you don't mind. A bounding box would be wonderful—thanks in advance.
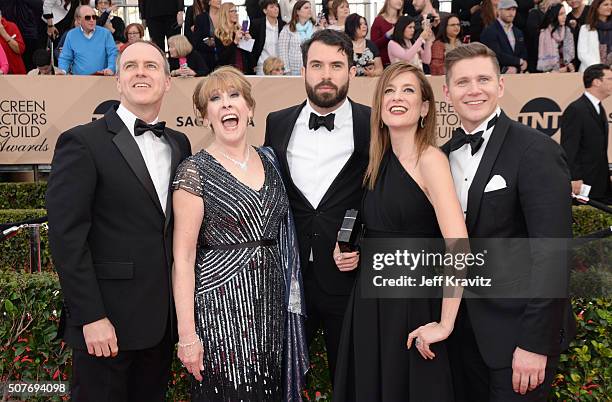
[92,100,120,121]
[517,98,562,136]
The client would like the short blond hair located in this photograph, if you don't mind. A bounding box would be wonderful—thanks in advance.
[168,35,193,57]
[263,57,284,75]
[193,66,256,120]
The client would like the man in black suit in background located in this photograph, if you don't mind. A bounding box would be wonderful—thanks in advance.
[47,41,191,402]
[249,0,285,75]
[480,0,528,74]
[442,43,574,401]
[561,63,612,204]
[264,29,370,381]
[138,0,184,51]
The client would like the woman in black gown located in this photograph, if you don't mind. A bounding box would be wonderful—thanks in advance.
[333,61,468,401]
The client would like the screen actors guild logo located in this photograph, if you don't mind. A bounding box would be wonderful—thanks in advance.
[92,100,120,121]
[518,97,562,136]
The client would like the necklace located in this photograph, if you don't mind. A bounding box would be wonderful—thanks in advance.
[219,146,250,171]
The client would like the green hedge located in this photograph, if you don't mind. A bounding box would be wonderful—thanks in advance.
[0,271,609,401]
[0,209,52,272]
[0,183,47,209]
[0,184,610,400]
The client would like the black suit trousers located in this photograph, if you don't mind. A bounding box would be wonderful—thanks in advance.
[71,321,173,402]
[304,263,350,384]
[147,15,180,52]
[449,302,559,402]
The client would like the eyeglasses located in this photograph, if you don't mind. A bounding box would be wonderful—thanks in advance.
[82,14,98,21]
[127,31,141,36]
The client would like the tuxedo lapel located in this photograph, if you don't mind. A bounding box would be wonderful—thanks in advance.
[318,99,368,207]
[280,101,315,209]
[164,132,182,230]
[107,109,164,216]
[466,111,510,232]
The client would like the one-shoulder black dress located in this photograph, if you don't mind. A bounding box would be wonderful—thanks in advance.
[334,150,454,402]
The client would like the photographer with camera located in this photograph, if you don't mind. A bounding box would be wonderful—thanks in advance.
[388,15,434,71]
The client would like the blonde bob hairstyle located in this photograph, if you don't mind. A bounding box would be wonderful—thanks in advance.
[193,66,256,125]
[168,35,193,58]
[215,3,240,46]
[364,61,436,190]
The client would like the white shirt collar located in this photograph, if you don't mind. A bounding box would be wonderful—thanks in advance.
[459,107,500,135]
[584,91,601,112]
[80,26,96,37]
[265,17,278,30]
[304,97,351,130]
[116,104,159,137]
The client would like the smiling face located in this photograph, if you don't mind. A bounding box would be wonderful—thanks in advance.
[209,0,221,10]
[126,27,142,44]
[598,0,612,19]
[116,42,170,114]
[228,6,238,24]
[381,71,429,131]
[444,56,504,132]
[204,88,253,141]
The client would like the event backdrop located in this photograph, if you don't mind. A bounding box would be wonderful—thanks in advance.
[0,73,611,164]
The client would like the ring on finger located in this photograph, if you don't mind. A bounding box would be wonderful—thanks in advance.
[415,337,421,347]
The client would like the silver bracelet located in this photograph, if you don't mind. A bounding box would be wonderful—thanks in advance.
[178,334,200,348]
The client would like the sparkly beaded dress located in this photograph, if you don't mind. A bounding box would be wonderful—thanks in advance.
[172,147,299,401]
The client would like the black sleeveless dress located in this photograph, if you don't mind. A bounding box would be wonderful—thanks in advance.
[333,150,454,402]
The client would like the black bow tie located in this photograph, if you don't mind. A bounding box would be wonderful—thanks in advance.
[449,115,498,155]
[309,112,335,131]
[134,119,166,138]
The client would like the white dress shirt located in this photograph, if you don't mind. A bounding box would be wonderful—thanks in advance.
[287,98,354,209]
[449,107,501,218]
[584,90,601,113]
[116,104,172,214]
[256,18,279,75]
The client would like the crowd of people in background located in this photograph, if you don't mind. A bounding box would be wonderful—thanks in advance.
[0,0,609,76]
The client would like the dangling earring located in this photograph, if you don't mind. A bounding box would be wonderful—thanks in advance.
[419,116,425,129]
[248,116,255,127]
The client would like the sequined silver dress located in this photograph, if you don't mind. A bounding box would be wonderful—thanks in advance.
[172,147,289,401]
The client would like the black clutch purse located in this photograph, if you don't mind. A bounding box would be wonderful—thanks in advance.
[337,209,362,252]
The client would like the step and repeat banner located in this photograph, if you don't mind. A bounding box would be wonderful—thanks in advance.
[0,73,611,164]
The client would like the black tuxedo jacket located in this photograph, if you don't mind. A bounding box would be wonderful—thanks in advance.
[560,94,611,201]
[480,20,528,71]
[138,0,184,19]
[47,108,192,351]
[442,111,575,368]
[264,100,371,295]
[249,17,285,72]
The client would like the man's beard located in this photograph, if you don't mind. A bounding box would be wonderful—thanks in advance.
[306,79,349,109]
